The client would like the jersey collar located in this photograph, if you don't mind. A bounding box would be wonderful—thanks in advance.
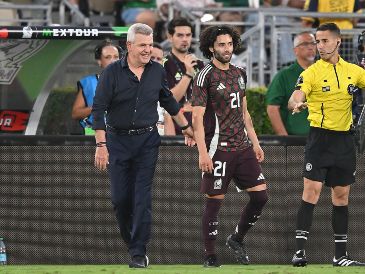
[318,56,345,67]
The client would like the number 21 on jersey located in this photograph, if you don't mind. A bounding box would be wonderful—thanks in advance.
[214,161,227,177]
[230,92,240,109]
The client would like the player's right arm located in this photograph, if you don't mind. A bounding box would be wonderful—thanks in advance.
[71,88,92,120]
[192,106,213,173]
[288,66,314,113]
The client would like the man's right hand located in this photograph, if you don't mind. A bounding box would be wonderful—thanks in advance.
[199,152,213,173]
[292,102,308,114]
[184,54,198,75]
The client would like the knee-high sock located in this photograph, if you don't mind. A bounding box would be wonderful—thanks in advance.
[332,205,348,259]
[295,200,315,251]
[235,190,268,243]
[202,198,223,256]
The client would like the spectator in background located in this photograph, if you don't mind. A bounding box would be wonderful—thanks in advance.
[151,42,175,135]
[71,40,121,135]
[163,18,205,135]
[266,31,316,136]
[151,42,164,64]
[302,0,361,29]
[120,0,157,29]
[302,0,362,59]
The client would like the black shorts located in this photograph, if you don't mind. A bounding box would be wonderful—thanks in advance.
[200,146,266,195]
[303,127,356,187]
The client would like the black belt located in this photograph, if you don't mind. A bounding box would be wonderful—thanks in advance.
[107,125,156,135]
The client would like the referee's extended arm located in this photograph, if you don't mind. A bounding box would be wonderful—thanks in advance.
[288,90,307,114]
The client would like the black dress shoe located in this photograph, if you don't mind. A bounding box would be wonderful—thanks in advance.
[129,255,147,268]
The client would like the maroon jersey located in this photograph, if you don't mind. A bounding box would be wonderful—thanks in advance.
[163,52,205,104]
[191,62,249,152]
[163,52,205,135]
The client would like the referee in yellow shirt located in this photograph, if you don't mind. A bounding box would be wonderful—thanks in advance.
[289,22,365,267]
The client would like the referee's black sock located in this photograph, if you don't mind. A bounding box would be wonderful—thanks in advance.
[332,205,348,259]
[202,198,223,256]
[295,200,315,251]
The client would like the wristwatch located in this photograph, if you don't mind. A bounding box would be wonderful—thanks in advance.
[180,124,191,130]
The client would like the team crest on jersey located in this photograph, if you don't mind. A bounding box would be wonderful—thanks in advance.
[214,178,222,189]
[295,75,303,88]
[238,76,245,90]
[174,72,182,81]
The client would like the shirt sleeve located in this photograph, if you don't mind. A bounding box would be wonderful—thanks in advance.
[191,69,209,107]
[354,65,365,88]
[91,65,115,130]
[163,57,177,89]
[266,71,285,106]
[295,69,313,97]
[159,68,180,116]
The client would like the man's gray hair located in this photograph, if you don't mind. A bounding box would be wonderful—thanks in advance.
[293,31,315,48]
[127,23,153,42]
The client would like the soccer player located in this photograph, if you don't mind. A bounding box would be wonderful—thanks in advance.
[289,22,365,267]
[191,25,268,267]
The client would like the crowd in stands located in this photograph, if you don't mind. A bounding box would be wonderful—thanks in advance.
[2,0,365,136]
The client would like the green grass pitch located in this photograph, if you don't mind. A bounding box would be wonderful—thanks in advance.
[1,264,365,274]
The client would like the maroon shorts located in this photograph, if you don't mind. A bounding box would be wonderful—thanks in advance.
[200,146,266,195]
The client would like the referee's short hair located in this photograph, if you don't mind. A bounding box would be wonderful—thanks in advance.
[316,22,341,37]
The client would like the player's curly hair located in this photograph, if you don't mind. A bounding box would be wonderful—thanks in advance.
[199,25,241,59]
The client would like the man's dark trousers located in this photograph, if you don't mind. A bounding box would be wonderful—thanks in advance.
[107,129,160,257]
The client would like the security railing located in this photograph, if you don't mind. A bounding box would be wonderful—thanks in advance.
[169,4,365,87]
[0,1,52,25]
[59,0,90,26]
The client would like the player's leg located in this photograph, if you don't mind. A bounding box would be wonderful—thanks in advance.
[235,184,268,243]
[329,132,364,266]
[202,194,224,267]
[292,178,322,266]
[331,185,365,266]
[200,150,234,267]
[293,127,328,266]
[331,185,350,264]
[228,147,268,264]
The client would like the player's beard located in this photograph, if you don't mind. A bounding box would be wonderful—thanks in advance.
[175,44,190,54]
[213,49,232,64]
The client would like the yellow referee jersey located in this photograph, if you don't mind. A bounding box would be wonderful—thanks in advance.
[297,57,365,131]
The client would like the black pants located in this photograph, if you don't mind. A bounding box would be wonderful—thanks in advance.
[107,129,160,257]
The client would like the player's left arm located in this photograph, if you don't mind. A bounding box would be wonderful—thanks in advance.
[242,97,264,162]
